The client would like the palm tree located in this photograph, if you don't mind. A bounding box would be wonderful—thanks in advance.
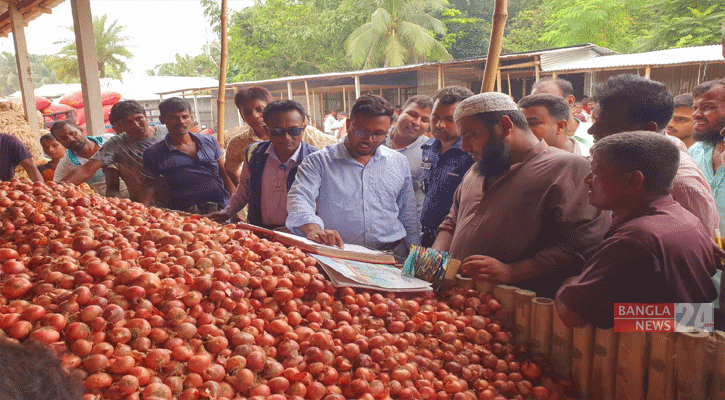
[47,14,133,82]
[0,51,58,96]
[345,0,452,69]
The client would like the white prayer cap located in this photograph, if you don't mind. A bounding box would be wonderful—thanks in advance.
[454,92,518,122]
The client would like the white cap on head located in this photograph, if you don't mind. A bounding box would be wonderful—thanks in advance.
[453,92,518,123]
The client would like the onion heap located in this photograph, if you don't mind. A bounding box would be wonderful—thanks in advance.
[0,179,565,400]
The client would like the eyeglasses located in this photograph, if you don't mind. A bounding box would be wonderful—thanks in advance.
[269,126,305,137]
[351,126,387,142]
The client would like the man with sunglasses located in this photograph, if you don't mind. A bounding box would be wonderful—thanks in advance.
[286,95,420,258]
[208,100,318,227]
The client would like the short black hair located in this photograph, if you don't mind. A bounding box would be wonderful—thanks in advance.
[673,93,694,109]
[592,74,674,131]
[518,94,571,122]
[433,86,474,106]
[262,100,307,125]
[234,86,273,108]
[692,79,725,99]
[473,110,529,132]
[401,95,433,111]
[158,97,191,116]
[109,100,145,123]
[49,120,79,136]
[350,94,395,121]
[0,339,84,400]
[533,78,574,98]
[40,132,58,144]
[591,131,679,196]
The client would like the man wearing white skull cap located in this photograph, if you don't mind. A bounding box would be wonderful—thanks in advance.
[431,92,609,297]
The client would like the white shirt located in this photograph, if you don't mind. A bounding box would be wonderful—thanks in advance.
[323,115,337,134]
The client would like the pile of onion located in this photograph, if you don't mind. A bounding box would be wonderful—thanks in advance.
[0,179,565,400]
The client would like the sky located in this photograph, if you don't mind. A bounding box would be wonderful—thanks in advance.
[0,0,254,76]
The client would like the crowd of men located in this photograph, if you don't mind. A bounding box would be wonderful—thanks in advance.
[3,69,725,329]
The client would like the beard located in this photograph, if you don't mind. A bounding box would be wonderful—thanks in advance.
[475,135,511,177]
[693,128,724,144]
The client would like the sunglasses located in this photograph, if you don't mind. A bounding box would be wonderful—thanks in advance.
[269,126,305,137]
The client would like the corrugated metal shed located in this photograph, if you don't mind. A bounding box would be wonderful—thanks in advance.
[551,45,723,72]
[540,46,617,72]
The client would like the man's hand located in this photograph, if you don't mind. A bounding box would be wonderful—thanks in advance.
[460,255,513,284]
[206,210,231,223]
[307,228,344,249]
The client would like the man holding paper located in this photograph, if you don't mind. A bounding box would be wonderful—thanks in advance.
[286,94,420,259]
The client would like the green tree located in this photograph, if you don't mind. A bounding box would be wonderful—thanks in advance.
[637,2,725,50]
[345,0,452,69]
[502,5,550,53]
[0,52,59,96]
[226,0,364,81]
[147,48,220,77]
[47,14,133,82]
[438,8,490,59]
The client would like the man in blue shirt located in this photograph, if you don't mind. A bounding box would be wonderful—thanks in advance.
[207,100,318,228]
[420,87,474,247]
[286,95,420,258]
[140,97,234,213]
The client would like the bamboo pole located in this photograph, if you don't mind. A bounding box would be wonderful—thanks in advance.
[589,328,618,400]
[551,310,572,378]
[615,332,649,400]
[493,285,517,329]
[475,280,494,293]
[647,332,677,400]
[496,70,502,93]
[455,275,473,290]
[304,81,311,116]
[311,90,317,127]
[571,325,594,399]
[480,0,508,93]
[676,331,709,400]
[216,0,228,149]
[342,86,347,113]
[711,331,725,400]
[507,73,512,96]
[287,81,293,100]
[530,298,553,356]
[513,289,535,346]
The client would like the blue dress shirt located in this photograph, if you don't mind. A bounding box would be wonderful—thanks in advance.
[420,137,474,246]
[286,142,421,250]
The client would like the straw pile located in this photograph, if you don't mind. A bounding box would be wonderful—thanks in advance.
[0,101,47,178]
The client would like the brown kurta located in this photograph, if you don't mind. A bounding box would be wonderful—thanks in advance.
[439,140,609,297]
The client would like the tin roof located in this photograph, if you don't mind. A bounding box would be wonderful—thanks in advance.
[550,45,723,72]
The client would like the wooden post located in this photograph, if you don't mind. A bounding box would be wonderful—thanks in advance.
[287,81,293,100]
[319,93,324,122]
[8,3,39,136]
[645,65,651,79]
[571,325,594,399]
[193,94,201,124]
[530,298,553,356]
[397,87,401,106]
[590,328,618,400]
[522,78,527,98]
[355,76,361,98]
[311,90,317,127]
[216,0,228,148]
[496,70,502,93]
[552,72,558,79]
[480,0,508,92]
[305,81,311,115]
[437,65,443,91]
[507,73,512,96]
[71,0,104,136]
[615,332,649,400]
[551,311,572,378]
[342,86,347,113]
[535,56,540,81]
[513,289,535,346]
[647,332,677,400]
[711,332,725,400]
[379,88,383,97]
[676,331,709,400]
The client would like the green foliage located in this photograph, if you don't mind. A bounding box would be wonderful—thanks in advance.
[637,3,725,50]
[438,8,490,59]
[47,14,133,82]
[226,0,364,81]
[0,52,59,96]
[345,0,452,69]
[147,49,219,77]
[502,5,550,53]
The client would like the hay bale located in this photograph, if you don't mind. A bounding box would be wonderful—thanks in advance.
[0,101,47,177]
